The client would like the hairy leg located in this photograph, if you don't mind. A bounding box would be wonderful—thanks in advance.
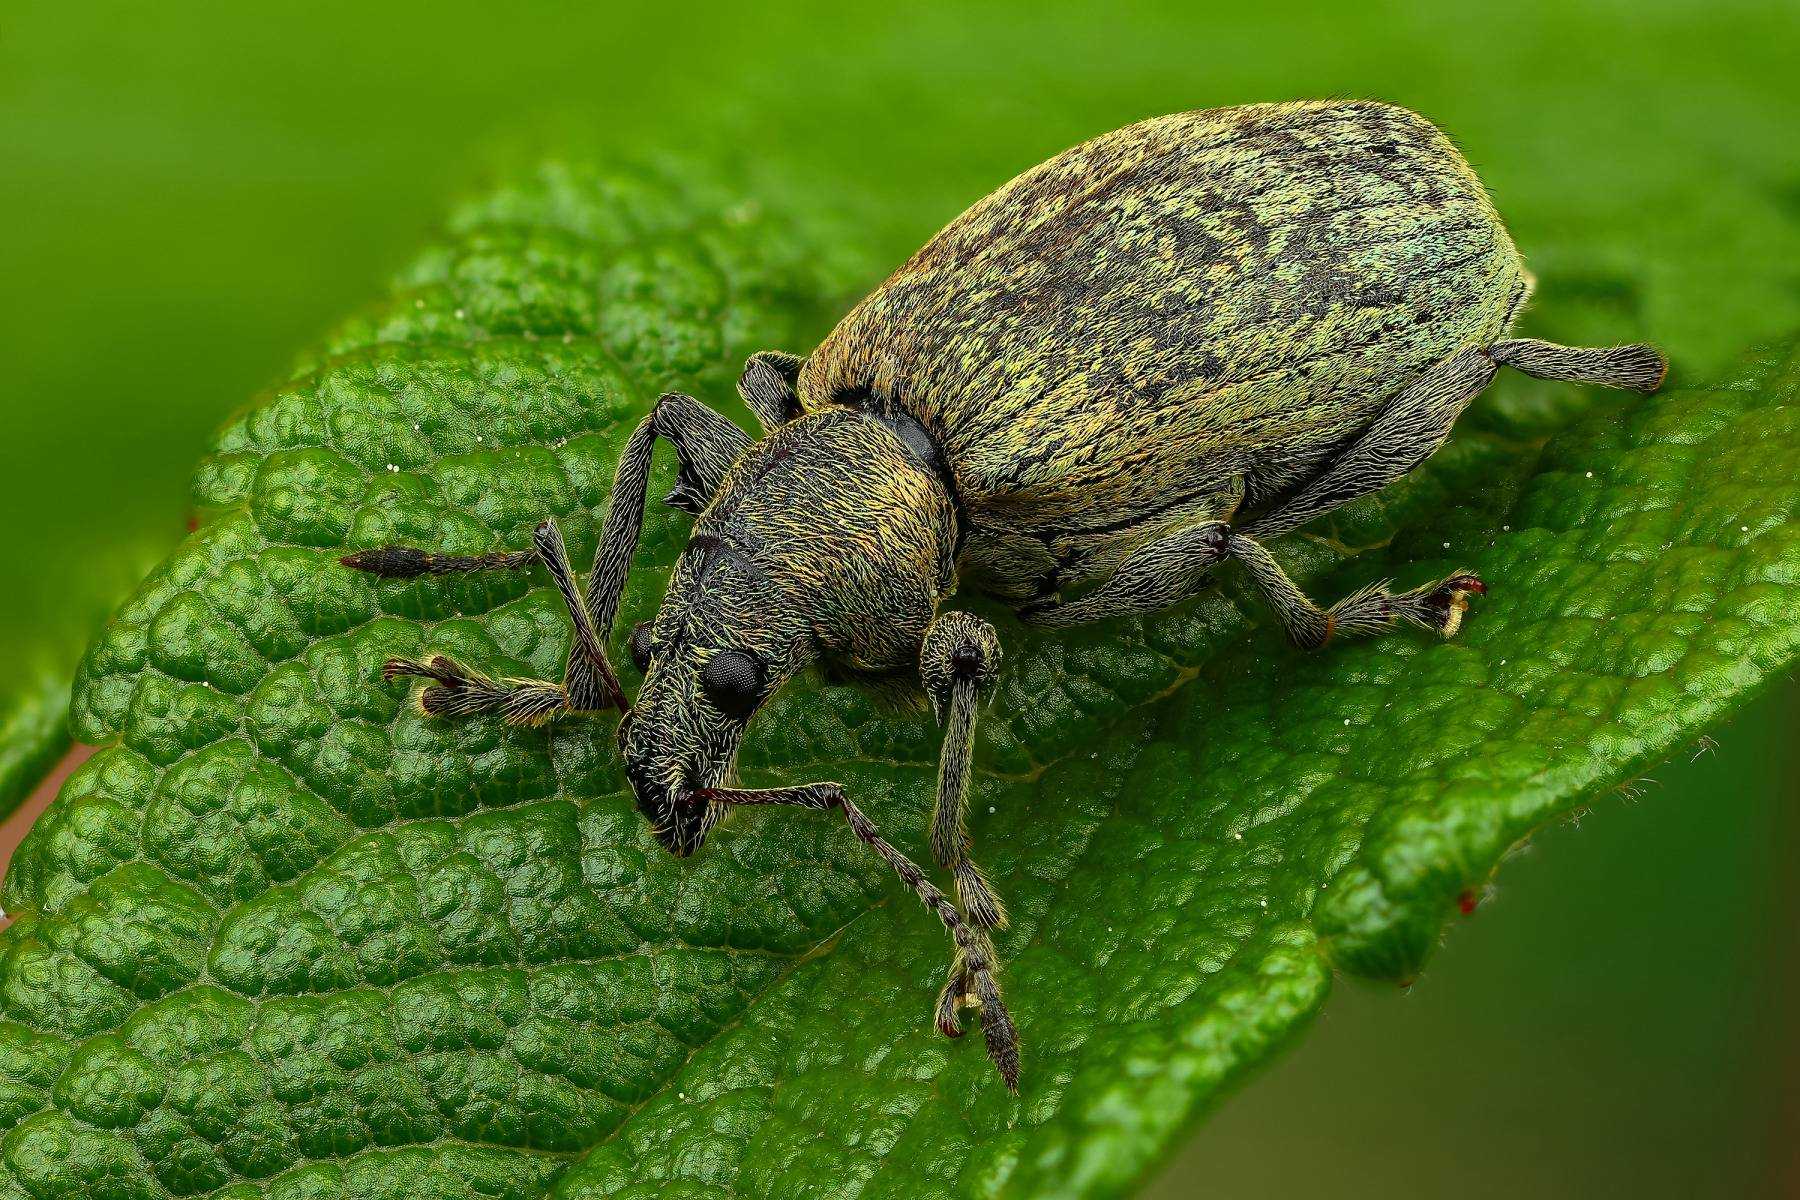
[1021,339,1644,640]
[1488,338,1665,393]
[1246,338,1664,542]
[359,518,621,720]
[1019,522,1233,628]
[1242,346,1498,541]
[695,781,1021,1091]
[1227,533,1485,649]
[345,391,751,719]
[920,611,1008,1037]
[1018,517,1482,648]
[737,350,805,431]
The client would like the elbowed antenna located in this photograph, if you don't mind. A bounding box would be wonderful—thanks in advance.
[693,782,1020,1091]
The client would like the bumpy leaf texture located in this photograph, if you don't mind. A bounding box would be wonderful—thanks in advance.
[1,160,1796,1200]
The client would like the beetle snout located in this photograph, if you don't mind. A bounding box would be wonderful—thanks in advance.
[619,701,731,858]
[646,783,725,858]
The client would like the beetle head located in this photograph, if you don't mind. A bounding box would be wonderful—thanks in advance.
[619,409,956,855]
[615,529,808,855]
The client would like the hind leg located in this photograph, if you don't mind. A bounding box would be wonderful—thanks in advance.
[1232,336,1665,647]
[1022,337,1665,644]
[1246,338,1665,541]
[1243,347,1498,541]
[1489,339,1665,393]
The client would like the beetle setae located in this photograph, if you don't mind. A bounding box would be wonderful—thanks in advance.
[345,101,1666,1089]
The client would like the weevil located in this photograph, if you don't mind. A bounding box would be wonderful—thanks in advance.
[344,101,1666,1090]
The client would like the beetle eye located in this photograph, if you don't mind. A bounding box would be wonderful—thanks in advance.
[699,650,764,719]
[627,621,654,674]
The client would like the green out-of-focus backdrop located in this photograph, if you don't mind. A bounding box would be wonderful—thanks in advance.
[2,1,1795,1195]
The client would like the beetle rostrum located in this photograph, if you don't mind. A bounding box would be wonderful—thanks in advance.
[345,100,1667,1092]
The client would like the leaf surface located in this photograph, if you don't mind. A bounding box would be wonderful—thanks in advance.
[1,161,1796,1200]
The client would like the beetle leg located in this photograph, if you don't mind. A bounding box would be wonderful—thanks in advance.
[921,612,1007,925]
[577,391,749,647]
[737,350,806,431]
[357,518,622,716]
[1018,521,1232,627]
[695,781,1022,1091]
[345,391,751,717]
[1489,338,1666,393]
[1242,347,1498,542]
[1229,532,1487,648]
[381,654,573,725]
[920,612,1010,1035]
[1243,339,1664,545]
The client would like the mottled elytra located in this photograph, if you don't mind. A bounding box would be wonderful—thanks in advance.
[344,101,1667,1091]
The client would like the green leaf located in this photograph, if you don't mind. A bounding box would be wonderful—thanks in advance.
[2,156,1797,1200]
[0,539,171,828]
[0,674,71,828]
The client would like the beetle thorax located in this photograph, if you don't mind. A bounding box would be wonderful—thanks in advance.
[620,408,959,856]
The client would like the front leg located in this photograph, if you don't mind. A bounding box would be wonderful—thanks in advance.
[344,391,751,719]
[695,781,1021,1091]
[919,612,1011,1038]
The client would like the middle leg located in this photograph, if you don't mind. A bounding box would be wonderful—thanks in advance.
[1226,533,1485,650]
[1018,518,1482,649]
[1022,346,1502,643]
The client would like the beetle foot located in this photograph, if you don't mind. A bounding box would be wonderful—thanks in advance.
[933,938,1019,1089]
[383,654,571,725]
[1394,571,1487,638]
[935,943,986,1039]
[933,930,1019,1087]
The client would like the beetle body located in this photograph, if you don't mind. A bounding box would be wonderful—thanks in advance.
[804,101,1529,599]
[349,101,1667,1090]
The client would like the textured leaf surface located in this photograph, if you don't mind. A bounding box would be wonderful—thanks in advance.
[0,676,71,828]
[2,160,1797,1200]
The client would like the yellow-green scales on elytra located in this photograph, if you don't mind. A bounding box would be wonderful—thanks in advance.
[345,100,1667,1092]
[803,101,1532,598]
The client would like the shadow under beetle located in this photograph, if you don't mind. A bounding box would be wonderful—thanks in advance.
[345,101,1667,1090]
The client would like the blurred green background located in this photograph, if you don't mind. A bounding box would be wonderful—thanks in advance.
[2,0,1795,1195]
